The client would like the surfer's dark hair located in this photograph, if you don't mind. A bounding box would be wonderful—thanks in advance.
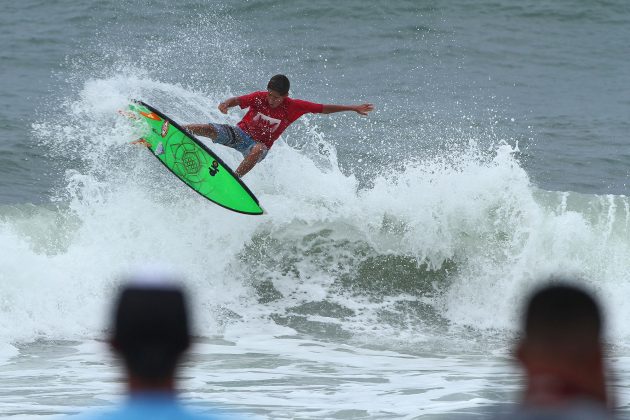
[112,283,190,381]
[267,74,290,95]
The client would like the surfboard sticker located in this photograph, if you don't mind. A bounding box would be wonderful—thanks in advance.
[128,100,264,215]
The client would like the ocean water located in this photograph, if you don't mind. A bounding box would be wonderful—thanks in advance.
[1,0,630,418]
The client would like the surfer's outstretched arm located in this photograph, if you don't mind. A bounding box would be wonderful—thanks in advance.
[218,97,240,114]
[322,103,374,116]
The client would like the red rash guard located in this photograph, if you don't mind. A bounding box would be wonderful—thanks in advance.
[237,91,324,149]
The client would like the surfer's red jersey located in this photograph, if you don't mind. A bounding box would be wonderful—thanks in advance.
[236,91,323,149]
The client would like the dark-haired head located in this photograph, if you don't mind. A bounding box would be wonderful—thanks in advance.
[267,74,290,96]
[517,281,609,405]
[523,282,601,348]
[111,281,190,383]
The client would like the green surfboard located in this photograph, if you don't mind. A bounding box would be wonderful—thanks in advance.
[128,100,264,215]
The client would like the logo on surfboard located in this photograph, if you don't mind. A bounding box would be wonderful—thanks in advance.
[139,111,162,121]
[182,152,201,174]
[209,160,219,177]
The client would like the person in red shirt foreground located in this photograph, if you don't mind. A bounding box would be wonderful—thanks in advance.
[184,74,374,177]
[493,283,615,419]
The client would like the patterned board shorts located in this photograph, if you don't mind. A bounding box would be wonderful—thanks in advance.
[210,124,268,162]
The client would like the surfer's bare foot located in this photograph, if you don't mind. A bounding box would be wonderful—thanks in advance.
[131,138,150,147]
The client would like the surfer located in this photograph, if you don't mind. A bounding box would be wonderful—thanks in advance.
[184,74,374,177]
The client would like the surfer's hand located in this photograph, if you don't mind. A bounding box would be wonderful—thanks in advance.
[218,102,229,114]
[354,104,374,116]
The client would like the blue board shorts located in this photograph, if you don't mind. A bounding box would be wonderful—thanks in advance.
[210,124,268,162]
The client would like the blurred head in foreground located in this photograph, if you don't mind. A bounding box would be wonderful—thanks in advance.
[111,272,190,391]
[516,282,610,410]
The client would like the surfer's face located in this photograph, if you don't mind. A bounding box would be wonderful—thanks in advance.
[267,90,287,108]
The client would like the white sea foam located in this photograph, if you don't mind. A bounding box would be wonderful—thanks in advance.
[0,73,627,348]
[1,72,630,417]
